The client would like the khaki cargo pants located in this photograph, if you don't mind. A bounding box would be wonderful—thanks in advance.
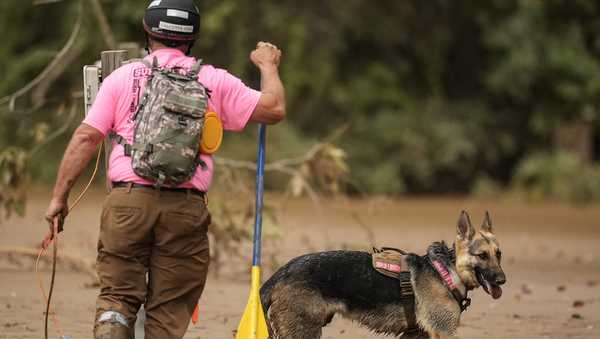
[94,185,210,339]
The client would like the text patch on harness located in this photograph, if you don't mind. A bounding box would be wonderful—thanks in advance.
[371,247,410,279]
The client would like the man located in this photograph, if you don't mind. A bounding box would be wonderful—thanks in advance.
[44,0,285,338]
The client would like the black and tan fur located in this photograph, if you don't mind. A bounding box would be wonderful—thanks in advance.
[260,211,506,339]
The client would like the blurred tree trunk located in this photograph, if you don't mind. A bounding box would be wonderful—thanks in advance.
[554,121,593,163]
[31,43,84,108]
[89,0,117,49]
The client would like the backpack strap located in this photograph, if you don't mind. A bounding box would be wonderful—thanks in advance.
[139,56,160,71]
[156,172,166,188]
[109,132,134,156]
[188,59,203,78]
[196,157,208,171]
[141,58,152,70]
[132,58,157,121]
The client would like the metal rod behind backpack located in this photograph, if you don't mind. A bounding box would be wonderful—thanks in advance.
[84,50,129,192]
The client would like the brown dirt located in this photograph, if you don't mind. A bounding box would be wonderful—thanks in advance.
[1,187,600,338]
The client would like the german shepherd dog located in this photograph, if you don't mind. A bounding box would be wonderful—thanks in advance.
[260,211,506,338]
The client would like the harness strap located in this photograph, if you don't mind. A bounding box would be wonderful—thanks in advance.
[372,248,419,333]
[398,271,418,333]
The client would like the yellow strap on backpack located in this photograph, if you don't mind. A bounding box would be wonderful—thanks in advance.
[200,111,223,154]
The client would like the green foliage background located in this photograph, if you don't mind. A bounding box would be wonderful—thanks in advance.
[1,0,600,197]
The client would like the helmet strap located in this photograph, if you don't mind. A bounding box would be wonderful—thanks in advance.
[143,33,195,56]
[186,41,195,56]
[144,33,151,55]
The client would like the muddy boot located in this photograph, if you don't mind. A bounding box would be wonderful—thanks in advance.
[94,311,134,339]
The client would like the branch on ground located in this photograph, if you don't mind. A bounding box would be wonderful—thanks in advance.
[215,124,350,203]
[0,246,98,283]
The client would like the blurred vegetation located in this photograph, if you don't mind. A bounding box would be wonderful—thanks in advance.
[1,0,600,207]
[511,151,600,203]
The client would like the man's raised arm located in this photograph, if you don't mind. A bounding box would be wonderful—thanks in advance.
[250,41,286,124]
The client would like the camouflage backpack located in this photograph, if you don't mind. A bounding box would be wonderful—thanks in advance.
[111,57,209,186]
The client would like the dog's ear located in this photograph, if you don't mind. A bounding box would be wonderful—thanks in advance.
[481,211,493,233]
[457,210,475,241]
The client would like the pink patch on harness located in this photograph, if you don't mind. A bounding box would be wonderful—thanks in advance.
[375,261,402,273]
[432,260,457,290]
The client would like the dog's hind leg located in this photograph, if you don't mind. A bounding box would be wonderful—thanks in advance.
[267,284,330,339]
[269,309,323,339]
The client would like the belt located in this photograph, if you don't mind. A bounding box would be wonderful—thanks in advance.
[111,182,206,198]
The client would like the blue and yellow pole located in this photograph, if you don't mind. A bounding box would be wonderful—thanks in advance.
[235,124,269,339]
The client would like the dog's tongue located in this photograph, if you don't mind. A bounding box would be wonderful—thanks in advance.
[490,285,502,299]
[482,279,503,299]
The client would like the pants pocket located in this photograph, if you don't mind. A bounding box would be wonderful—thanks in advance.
[156,208,210,257]
[101,206,145,255]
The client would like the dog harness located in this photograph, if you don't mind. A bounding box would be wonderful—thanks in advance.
[372,247,472,333]
[371,247,419,336]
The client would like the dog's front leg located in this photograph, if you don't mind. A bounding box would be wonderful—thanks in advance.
[427,332,458,339]
[399,330,430,339]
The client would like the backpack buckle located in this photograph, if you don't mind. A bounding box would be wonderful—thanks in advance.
[123,144,132,156]
[144,143,154,154]
[178,115,188,126]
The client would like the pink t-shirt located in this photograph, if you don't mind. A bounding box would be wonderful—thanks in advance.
[83,48,261,191]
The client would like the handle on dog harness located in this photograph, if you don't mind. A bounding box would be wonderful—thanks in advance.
[376,247,408,255]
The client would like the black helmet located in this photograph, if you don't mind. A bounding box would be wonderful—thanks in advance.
[143,0,200,42]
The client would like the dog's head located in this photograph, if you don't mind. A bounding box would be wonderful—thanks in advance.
[454,211,506,299]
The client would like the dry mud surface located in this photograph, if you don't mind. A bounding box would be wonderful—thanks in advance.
[1,188,600,338]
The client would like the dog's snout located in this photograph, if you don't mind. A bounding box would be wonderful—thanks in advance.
[495,272,506,285]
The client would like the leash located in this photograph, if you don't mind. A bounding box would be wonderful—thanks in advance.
[36,217,63,339]
[35,143,103,339]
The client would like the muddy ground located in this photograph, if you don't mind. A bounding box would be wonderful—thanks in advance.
[1,187,599,338]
